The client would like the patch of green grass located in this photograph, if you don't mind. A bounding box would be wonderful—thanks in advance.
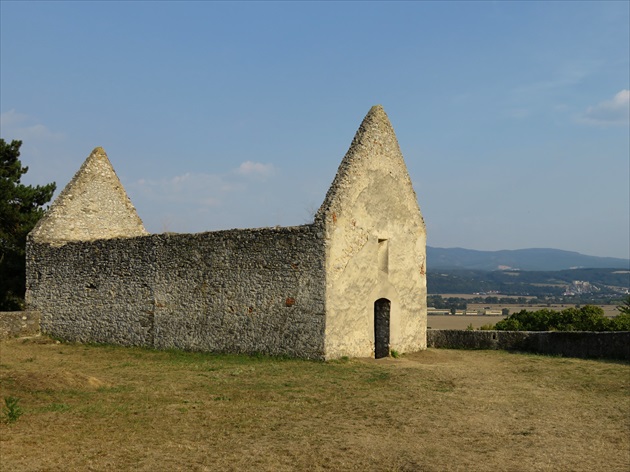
[3,396,23,423]
[41,403,71,413]
[96,385,133,394]
[366,371,391,383]
[76,401,132,418]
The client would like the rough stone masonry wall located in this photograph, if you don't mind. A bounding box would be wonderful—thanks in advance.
[151,225,326,358]
[0,311,41,339]
[26,224,326,359]
[26,237,157,346]
[427,330,630,360]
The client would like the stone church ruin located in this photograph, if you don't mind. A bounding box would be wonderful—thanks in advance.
[26,105,427,359]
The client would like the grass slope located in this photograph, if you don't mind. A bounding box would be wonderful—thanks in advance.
[1,337,628,471]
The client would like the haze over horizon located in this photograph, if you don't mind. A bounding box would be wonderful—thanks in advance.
[427,245,629,259]
[1,2,628,259]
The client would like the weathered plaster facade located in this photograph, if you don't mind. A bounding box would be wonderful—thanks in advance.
[26,105,427,359]
[315,106,427,357]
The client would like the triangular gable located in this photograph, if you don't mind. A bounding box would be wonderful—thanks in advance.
[315,105,423,226]
[316,105,427,359]
[29,147,148,243]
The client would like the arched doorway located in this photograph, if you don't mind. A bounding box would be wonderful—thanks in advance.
[374,298,391,358]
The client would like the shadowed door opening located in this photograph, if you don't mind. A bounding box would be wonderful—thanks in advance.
[374,298,391,358]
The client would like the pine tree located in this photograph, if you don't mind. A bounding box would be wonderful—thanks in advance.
[0,139,56,310]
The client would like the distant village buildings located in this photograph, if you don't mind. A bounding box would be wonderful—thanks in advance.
[563,280,600,296]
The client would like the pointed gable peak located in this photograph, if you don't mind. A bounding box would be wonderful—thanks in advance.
[87,146,107,159]
[30,147,148,244]
[362,104,388,126]
[316,105,416,223]
[76,146,112,176]
[349,104,396,149]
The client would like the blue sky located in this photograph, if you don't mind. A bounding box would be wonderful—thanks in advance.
[1,1,629,259]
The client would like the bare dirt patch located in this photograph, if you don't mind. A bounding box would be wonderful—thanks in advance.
[0,337,628,471]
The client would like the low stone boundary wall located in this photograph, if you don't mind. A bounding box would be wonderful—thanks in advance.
[427,329,630,361]
[0,311,41,340]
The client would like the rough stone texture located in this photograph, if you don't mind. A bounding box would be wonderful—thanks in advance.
[29,147,148,245]
[152,226,326,358]
[316,105,427,358]
[27,227,326,357]
[427,329,630,360]
[26,105,427,360]
[0,311,41,339]
[27,237,157,346]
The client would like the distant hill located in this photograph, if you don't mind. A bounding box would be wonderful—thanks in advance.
[427,247,630,271]
[426,268,630,296]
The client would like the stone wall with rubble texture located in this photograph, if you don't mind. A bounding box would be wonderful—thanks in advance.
[26,225,326,358]
[26,236,157,346]
[427,329,630,360]
[0,311,41,339]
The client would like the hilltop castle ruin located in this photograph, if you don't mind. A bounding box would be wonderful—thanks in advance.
[26,105,427,359]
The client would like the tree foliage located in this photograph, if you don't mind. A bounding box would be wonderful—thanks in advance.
[617,295,630,316]
[0,139,56,310]
[427,295,467,310]
[427,269,629,302]
[494,305,630,332]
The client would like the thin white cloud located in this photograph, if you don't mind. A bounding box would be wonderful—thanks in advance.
[578,90,630,126]
[0,109,64,141]
[130,172,235,207]
[19,123,64,141]
[130,159,277,208]
[506,60,598,120]
[0,109,29,127]
[511,61,596,98]
[236,160,275,178]
[128,160,281,233]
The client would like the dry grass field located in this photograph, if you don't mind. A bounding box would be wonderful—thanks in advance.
[1,336,629,472]
[429,300,622,330]
[438,295,621,318]
[427,315,507,330]
[465,303,621,318]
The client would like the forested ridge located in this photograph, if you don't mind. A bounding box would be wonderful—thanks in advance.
[427,268,629,300]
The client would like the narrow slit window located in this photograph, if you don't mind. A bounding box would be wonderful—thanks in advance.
[378,239,389,273]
